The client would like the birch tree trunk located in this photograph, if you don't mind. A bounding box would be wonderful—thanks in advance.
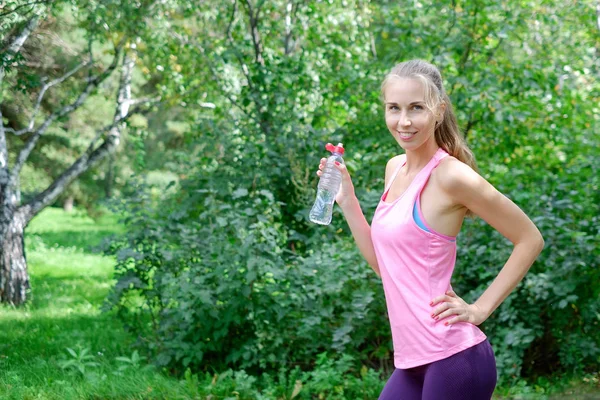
[63,196,74,212]
[0,210,28,305]
[0,14,42,304]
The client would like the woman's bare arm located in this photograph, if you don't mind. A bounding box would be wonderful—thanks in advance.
[436,158,544,322]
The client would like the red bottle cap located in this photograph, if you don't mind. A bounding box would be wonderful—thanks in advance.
[325,142,345,155]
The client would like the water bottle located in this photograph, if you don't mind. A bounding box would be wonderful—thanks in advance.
[309,142,345,225]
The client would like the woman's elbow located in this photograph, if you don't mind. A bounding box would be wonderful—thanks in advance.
[533,230,545,255]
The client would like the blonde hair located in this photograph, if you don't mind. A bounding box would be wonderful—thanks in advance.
[381,59,478,172]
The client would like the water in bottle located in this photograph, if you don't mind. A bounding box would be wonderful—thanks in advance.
[309,142,345,225]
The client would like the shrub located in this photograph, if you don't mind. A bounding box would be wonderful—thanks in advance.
[105,174,389,375]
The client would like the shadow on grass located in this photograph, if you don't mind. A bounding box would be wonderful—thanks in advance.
[0,269,129,366]
[28,230,120,254]
[0,312,134,369]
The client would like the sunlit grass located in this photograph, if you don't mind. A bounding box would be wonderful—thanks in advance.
[0,207,191,399]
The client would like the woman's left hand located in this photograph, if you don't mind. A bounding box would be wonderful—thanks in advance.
[430,290,488,326]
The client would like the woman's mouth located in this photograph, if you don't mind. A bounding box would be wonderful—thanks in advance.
[398,131,417,140]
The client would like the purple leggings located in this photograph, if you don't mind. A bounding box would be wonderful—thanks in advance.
[378,339,497,400]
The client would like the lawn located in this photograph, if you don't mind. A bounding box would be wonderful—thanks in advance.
[0,208,194,399]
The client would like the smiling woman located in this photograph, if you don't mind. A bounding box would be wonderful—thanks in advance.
[381,60,477,173]
[315,59,545,400]
[385,83,435,146]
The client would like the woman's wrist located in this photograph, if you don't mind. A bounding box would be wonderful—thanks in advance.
[473,300,494,321]
[338,194,359,214]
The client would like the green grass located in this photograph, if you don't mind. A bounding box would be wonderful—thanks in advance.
[0,207,598,399]
[493,374,600,400]
[0,208,194,399]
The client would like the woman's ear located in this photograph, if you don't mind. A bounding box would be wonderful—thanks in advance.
[439,102,447,116]
[437,102,447,123]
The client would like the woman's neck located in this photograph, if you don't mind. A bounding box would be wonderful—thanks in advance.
[403,140,439,174]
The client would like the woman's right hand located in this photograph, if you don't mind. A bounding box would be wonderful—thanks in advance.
[316,158,356,209]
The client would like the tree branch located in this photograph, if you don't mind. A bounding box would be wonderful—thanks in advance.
[0,12,42,204]
[171,29,262,125]
[0,1,48,18]
[226,0,238,40]
[256,0,267,14]
[20,52,151,221]
[35,28,80,56]
[5,59,92,136]
[284,1,293,55]
[175,11,270,135]
[464,113,481,138]
[432,0,457,59]
[0,12,42,84]
[242,0,265,66]
[221,87,270,134]
[129,96,161,107]
[284,0,302,55]
[597,0,600,32]
[458,2,480,70]
[486,37,504,63]
[221,0,255,89]
[10,42,124,186]
[596,0,600,60]
[0,107,7,171]
[76,96,160,160]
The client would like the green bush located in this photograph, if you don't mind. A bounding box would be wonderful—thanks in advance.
[177,353,385,400]
[105,173,390,375]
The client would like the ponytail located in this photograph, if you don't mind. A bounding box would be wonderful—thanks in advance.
[435,93,478,173]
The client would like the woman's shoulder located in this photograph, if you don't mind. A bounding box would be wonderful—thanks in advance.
[386,153,406,171]
[384,154,406,187]
[434,155,482,195]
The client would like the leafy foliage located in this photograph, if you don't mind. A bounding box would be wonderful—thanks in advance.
[7,0,598,387]
[58,346,100,376]
[103,0,600,385]
[105,172,389,374]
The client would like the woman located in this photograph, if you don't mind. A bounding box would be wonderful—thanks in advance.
[316,60,544,399]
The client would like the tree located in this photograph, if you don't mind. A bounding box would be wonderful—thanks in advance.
[0,2,159,305]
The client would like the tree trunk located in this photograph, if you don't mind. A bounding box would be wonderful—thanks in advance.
[105,155,115,199]
[63,196,74,212]
[0,211,29,305]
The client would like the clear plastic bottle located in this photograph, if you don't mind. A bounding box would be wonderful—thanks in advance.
[309,142,345,225]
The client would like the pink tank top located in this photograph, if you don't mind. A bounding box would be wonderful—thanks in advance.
[371,148,486,369]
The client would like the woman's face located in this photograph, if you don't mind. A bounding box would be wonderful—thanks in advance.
[384,78,439,151]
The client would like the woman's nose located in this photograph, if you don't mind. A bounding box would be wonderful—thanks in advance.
[398,114,412,127]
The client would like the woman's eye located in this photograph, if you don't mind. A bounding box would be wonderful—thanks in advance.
[388,105,399,111]
[412,105,424,111]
